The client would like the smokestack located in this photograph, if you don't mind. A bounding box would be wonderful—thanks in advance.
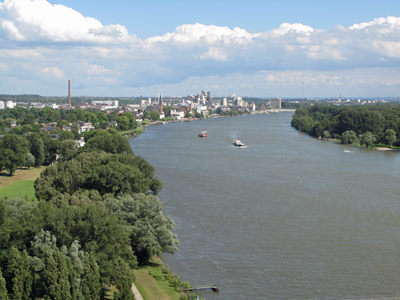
[68,79,71,109]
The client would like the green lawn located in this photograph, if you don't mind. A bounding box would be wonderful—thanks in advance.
[0,180,36,201]
[134,259,181,300]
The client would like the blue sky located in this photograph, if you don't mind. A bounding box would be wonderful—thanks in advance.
[1,0,400,98]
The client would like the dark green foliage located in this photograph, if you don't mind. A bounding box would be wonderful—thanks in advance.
[360,132,376,148]
[0,135,29,175]
[79,134,134,155]
[59,130,75,141]
[291,105,400,145]
[8,247,32,300]
[0,268,8,300]
[35,152,162,200]
[0,200,136,290]
[341,130,359,145]
[81,253,101,300]
[43,248,71,300]
[57,140,77,162]
[113,258,135,300]
[150,110,160,121]
[384,129,397,147]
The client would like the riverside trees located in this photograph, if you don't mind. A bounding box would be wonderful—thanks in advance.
[291,105,400,148]
[0,134,178,298]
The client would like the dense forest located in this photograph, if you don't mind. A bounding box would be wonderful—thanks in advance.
[291,105,400,147]
[0,134,179,299]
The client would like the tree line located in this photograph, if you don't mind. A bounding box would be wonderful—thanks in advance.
[291,105,400,147]
[0,134,179,299]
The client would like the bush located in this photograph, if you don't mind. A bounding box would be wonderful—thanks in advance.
[182,281,191,289]
[393,140,400,147]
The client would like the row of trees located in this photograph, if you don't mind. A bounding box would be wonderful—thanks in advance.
[0,134,179,299]
[291,105,400,147]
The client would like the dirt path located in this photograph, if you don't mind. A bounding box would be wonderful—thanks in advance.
[131,283,144,300]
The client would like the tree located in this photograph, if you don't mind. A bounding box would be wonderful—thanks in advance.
[105,193,179,265]
[81,253,101,300]
[0,268,8,300]
[8,247,32,300]
[0,135,29,175]
[27,134,45,166]
[150,111,160,121]
[341,130,359,145]
[322,130,330,139]
[163,106,173,118]
[143,111,150,120]
[79,134,134,155]
[60,130,75,141]
[113,258,135,300]
[360,131,376,148]
[25,153,35,169]
[35,152,162,200]
[57,140,77,162]
[43,249,71,300]
[384,129,397,147]
[116,115,130,131]
[1,149,23,176]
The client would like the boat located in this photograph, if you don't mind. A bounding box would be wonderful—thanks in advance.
[161,121,166,124]
[233,139,245,147]
[199,130,208,138]
[344,149,354,153]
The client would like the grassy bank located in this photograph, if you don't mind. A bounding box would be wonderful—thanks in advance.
[133,258,182,300]
[0,167,45,201]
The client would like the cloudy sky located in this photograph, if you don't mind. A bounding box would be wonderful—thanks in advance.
[1,0,400,98]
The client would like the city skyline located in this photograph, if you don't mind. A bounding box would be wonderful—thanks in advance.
[1,0,400,97]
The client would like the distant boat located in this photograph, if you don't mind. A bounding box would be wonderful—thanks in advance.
[344,149,354,153]
[161,121,166,124]
[233,139,245,147]
[199,130,208,138]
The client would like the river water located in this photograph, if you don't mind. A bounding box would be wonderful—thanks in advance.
[129,113,400,300]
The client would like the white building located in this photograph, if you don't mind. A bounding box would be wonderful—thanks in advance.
[222,98,227,107]
[91,100,118,108]
[5,101,15,108]
[0,101,4,109]
[46,103,59,109]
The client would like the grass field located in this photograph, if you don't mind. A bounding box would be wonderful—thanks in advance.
[0,167,45,201]
[0,180,36,201]
[133,259,181,300]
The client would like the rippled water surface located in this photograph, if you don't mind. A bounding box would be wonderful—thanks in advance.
[129,113,400,300]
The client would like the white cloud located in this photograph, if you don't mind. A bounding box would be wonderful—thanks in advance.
[40,67,64,79]
[0,0,137,43]
[0,62,9,72]
[1,0,400,96]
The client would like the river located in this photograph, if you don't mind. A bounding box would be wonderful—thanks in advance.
[129,113,400,300]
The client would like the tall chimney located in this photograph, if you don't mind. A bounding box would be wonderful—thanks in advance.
[68,79,71,109]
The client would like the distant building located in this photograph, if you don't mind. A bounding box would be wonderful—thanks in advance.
[91,100,118,108]
[0,101,4,109]
[270,98,281,109]
[222,98,227,107]
[5,101,15,108]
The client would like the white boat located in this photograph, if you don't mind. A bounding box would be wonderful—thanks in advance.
[233,139,245,147]
[344,149,354,153]
[199,130,208,138]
